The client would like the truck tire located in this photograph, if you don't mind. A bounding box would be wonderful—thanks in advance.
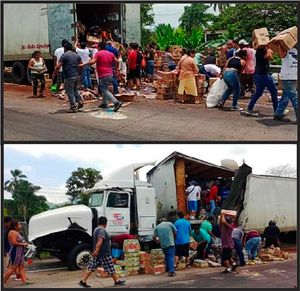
[67,243,93,271]
[12,62,26,84]
[27,68,32,84]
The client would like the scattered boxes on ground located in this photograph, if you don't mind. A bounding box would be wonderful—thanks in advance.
[259,247,289,262]
[252,27,270,48]
[193,259,209,268]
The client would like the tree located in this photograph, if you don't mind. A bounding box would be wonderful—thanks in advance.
[155,24,175,50]
[141,4,155,47]
[13,180,44,222]
[210,3,297,39]
[179,3,215,32]
[4,169,27,193]
[265,164,296,178]
[66,168,102,205]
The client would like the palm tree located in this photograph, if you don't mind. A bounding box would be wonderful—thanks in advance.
[212,3,230,14]
[4,169,27,193]
[13,180,41,222]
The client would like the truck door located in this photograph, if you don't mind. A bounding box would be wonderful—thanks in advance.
[47,4,76,54]
[136,187,157,236]
[105,191,130,235]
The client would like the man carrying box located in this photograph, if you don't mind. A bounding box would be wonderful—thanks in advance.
[273,45,297,123]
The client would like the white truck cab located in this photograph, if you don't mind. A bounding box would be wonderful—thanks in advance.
[28,162,157,270]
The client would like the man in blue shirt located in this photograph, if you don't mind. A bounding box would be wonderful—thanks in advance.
[153,218,177,277]
[105,41,119,95]
[174,212,192,268]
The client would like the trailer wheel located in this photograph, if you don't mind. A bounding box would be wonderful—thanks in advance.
[12,62,26,84]
[67,243,93,271]
[26,68,32,84]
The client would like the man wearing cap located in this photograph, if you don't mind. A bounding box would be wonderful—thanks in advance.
[153,218,177,277]
[239,39,255,98]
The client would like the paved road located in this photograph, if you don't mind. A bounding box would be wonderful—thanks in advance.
[6,256,297,288]
[3,83,297,141]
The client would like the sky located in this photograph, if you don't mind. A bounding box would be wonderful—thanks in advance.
[152,4,219,28]
[3,144,297,204]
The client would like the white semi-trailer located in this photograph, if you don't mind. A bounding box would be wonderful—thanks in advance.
[3,3,141,83]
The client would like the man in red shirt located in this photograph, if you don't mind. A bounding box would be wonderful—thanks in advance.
[88,42,122,112]
[127,43,142,90]
[207,181,218,217]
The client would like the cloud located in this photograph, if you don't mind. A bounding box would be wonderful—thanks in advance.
[230,146,248,156]
[37,184,69,204]
[19,165,33,174]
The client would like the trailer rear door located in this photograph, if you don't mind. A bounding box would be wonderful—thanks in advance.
[136,187,157,236]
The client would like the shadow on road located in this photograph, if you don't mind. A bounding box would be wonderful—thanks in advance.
[256,119,297,127]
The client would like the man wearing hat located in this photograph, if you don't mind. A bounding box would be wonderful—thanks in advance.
[239,39,255,98]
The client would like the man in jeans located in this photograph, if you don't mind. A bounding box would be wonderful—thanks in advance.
[79,217,125,288]
[244,46,278,116]
[105,41,119,95]
[232,226,246,266]
[153,218,177,277]
[88,42,122,112]
[274,46,297,123]
[53,42,84,113]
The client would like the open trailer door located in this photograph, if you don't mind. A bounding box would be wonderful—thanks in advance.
[136,186,157,236]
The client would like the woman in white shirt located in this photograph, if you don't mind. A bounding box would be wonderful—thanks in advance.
[28,50,47,97]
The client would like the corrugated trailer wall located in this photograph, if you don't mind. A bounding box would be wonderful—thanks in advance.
[47,4,75,55]
[125,4,141,45]
[239,175,297,232]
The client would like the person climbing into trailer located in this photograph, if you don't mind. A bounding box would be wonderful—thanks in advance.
[185,180,201,220]
[263,220,281,248]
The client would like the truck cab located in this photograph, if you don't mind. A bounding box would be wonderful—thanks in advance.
[28,162,157,270]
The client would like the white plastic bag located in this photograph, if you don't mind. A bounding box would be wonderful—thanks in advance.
[206,78,228,108]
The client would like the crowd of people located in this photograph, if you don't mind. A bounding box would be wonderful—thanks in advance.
[3,211,283,287]
[26,35,297,122]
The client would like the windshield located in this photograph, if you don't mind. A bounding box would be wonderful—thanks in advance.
[89,192,104,207]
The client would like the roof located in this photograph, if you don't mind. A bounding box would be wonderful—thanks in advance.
[91,162,156,190]
[147,152,235,180]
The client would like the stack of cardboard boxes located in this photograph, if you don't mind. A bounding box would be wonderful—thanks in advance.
[216,45,228,67]
[149,249,165,275]
[156,71,177,100]
[44,73,52,92]
[139,251,151,274]
[123,239,141,276]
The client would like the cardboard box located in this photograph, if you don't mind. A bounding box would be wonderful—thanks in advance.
[123,239,140,253]
[221,209,237,217]
[150,264,165,275]
[252,27,270,48]
[193,259,209,268]
[279,26,297,41]
[269,26,297,53]
[209,77,219,88]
